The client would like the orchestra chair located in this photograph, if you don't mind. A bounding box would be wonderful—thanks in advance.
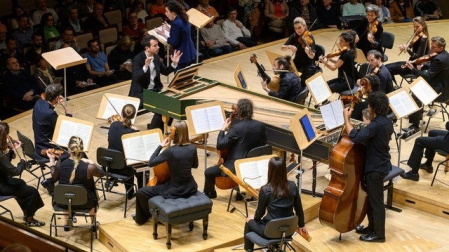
[245,215,298,252]
[148,191,213,249]
[381,32,395,62]
[295,88,309,106]
[384,165,404,212]
[227,145,273,217]
[431,150,449,186]
[424,71,449,133]
[50,184,96,252]
[96,147,137,218]
[0,196,15,221]
[17,131,51,190]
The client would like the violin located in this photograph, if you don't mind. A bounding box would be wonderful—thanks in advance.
[322,46,349,61]
[299,31,315,55]
[107,114,122,124]
[250,54,280,92]
[147,126,176,186]
[40,148,64,156]
[340,67,376,107]
[399,31,424,56]
[368,20,378,35]
[401,52,438,68]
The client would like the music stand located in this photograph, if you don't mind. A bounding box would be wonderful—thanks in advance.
[167,63,203,91]
[42,47,87,105]
[186,8,214,63]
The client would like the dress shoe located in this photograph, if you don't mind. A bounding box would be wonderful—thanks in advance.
[235,192,245,201]
[400,171,419,181]
[204,191,217,199]
[355,225,372,234]
[419,163,434,173]
[359,233,385,243]
[402,125,418,133]
[41,179,54,194]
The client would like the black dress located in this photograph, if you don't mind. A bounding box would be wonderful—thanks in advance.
[328,49,357,93]
[355,19,383,57]
[284,33,318,87]
[0,152,44,218]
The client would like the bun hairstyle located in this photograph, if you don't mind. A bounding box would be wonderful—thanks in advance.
[121,104,136,128]
[68,136,84,184]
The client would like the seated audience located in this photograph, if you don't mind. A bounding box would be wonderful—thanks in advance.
[414,0,441,20]
[288,0,320,32]
[11,15,33,50]
[317,0,340,29]
[389,0,414,23]
[196,0,220,18]
[39,13,60,43]
[52,27,79,51]
[34,55,56,94]
[83,2,109,37]
[222,7,256,50]
[132,0,149,23]
[84,39,118,86]
[374,0,391,23]
[0,24,6,50]
[149,0,166,18]
[123,11,147,41]
[108,36,134,81]
[31,0,59,25]
[200,21,233,57]
[60,6,84,34]
[10,6,35,30]
[24,33,47,68]
[342,0,366,16]
[265,0,289,34]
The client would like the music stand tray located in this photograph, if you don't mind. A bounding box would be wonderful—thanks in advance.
[168,63,203,90]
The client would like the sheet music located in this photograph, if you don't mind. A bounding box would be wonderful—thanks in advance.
[190,105,224,134]
[103,96,139,123]
[56,120,93,151]
[388,90,419,119]
[238,159,270,189]
[410,79,438,106]
[122,132,161,165]
[308,75,331,104]
[320,100,344,130]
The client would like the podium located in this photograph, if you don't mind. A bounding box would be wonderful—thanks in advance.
[42,47,87,104]
[186,8,214,63]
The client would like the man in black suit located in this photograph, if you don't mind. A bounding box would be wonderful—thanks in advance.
[404,36,449,131]
[203,98,267,199]
[128,35,182,131]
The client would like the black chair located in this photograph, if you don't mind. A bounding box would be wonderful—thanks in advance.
[424,68,449,133]
[245,215,298,252]
[227,145,273,216]
[294,88,309,106]
[431,150,449,186]
[381,32,395,62]
[17,131,51,190]
[0,196,15,221]
[96,147,137,218]
[50,184,96,252]
[314,44,325,73]
[358,62,370,78]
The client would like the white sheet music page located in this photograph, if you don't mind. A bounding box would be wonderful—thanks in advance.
[56,120,93,151]
[239,159,269,189]
[190,105,224,134]
[309,75,331,104]
[410,79,438,106]
[103,97,139,123]
[142,133,162,162]
[206,105,225,132]
[388,90,419,119]
[320,100,344,130]
[122,132,161,165]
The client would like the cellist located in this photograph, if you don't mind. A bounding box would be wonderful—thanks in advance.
[134,121,199,225]
[342,91,393,243]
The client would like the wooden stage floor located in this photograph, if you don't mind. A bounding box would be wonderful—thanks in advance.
[2,20,449,251]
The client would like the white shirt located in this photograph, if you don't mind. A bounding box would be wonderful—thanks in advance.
[222,19,251,46]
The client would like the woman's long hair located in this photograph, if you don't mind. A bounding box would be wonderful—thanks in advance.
[0,122,10,153]
[121,104,136,128]
[413,16,430,51]
[166,1,189,23]
[172,120,189,145]
[68,136,84,184]
[266,157,290,198]
[341,30,357,59]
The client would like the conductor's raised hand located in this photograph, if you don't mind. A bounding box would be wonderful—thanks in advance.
[145,56,154,67]
[170,50,183,65]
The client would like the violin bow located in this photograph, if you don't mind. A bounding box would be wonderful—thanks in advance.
[7,136,25,160]
[308,18,318,32]
[104,94,121,116]
[399,29,420,56]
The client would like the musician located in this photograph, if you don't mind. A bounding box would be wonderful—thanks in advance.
[385,16,430,78]
[128,34,181,131]
[261,56,302,102]
[0,122,45,227]
[343,91,393,243]
[32,83,72,194]
[320,31,358,93]
[350,75,380,121]
[281,17,317,88]
[134,121,199,225]
[355,4,383,57]
[203,98,266,199]
[244,157,307,251]
[47,136,106,231]
[107,104,143,197]
[403,36,449,132]
[365,50,394,94]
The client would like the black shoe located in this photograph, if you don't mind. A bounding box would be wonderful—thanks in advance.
[427,109,437,117]
[359,233,385,242]
[402,125,418,132]
[127,192,136,200]
[41,179,54,194]
[204,191,217,199]
[400,127,419,139]
[355,225,372,234]
[25,218,45,227]
[400,171,419,181]
[235,192,245,201]
[64,225,70,232]
[419,163,434,173]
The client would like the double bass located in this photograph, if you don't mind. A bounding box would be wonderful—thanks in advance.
[319,133,368,233]
[146,127,176,186]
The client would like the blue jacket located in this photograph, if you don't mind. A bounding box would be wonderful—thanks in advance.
[167,16,197,65]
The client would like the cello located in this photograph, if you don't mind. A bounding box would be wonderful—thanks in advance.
[319,129,368,233]
[146,126,176,186]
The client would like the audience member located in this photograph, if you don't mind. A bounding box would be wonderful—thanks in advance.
[248,0,263,39]
[132,0,149,23]
[108,36,134,81]
[317,0,340,29]
[123,11,147,41]
[83,2,109,37]
[374,0,391,23]
[34,55,55,94]
[39,13,60,43]
[342,0,366,16]
[11,16,33,50]
[170,0,190,11]
[10,6,34,30]
[78,0,95,17]
[52,27,79,51]
[288,0,320,32]
[414,0,441,20]
[24,33,47,68]
[222,7,256,50]
[31,0,59,25]
[200,21,233,57]
[149,0,166,18]
[265,0,289,34]
[196,0,220,18]
[389,0,414,23]
[0,37,24,71]
[84,39,118,86]
[60,6,84,33]
[0,24,6,50]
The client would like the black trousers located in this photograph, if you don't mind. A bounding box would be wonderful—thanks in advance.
[244,220,267,250]
[237,37,257,47]
[408,95,423,127]
[108,166,144,190]
[407,129,449,173]
[328,77,354,93]
[148,113,173,132]
[364,171,386,238]
[135,186,161,225]
[385,61,411,77]
[203,164,233,194]
[0,178,44,218]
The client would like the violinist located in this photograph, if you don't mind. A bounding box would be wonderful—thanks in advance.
[365,50,394,94]
[0,122,45,227]
[134,121,199,225]
[107,104,143,197]
[320,31,358,93]
[261,56,303,102]
[343,91,393,243]
[385,17,430,78]
[282,17,317,88]
[349,75,380,121]
[203,98,266,199]
[354,4,383,57]
[403,36,449,132]
[32,83,72,194]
